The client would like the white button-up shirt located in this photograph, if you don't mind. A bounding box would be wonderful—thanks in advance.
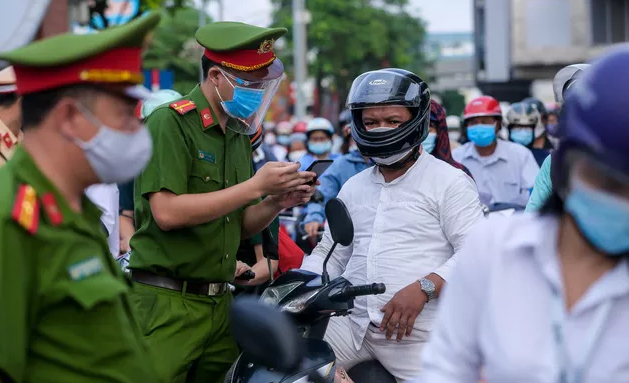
[452,140,539,206]
[85,183,120,258]
[417,214,629,383]
[301,151,483,350]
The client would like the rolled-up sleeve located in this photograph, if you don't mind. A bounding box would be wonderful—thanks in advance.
[434,174,483,281]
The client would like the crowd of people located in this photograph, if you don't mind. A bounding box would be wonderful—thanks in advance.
[0,12,628,383]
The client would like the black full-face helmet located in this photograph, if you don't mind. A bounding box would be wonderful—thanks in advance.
[347,68,431,159]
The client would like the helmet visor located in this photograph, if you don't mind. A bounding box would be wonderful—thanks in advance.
[347,70,425,109]
[218,68,285,135]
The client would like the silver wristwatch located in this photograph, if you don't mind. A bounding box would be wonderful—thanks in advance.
[419,278,436,302]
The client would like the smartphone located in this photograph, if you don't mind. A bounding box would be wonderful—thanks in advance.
[306,159,334,181]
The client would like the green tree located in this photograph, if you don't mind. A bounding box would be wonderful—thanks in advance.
[270,0,427,107]
[143,7,209,94]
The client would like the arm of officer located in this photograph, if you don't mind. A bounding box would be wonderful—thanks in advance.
[139,110,311,231]
[0,221,32,383]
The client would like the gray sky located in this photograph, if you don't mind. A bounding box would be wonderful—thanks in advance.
[203,0,472,33]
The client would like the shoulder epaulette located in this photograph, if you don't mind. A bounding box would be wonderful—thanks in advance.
[11,184,40,234]
[169,100,197,115]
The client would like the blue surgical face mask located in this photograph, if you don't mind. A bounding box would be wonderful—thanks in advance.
[308,141,332,155]
[217,75,265,119]
[467,124,496,147]
[422,132,437,154]
[277,135,291,146]
[510,128,534,146]
[565,178,629,255]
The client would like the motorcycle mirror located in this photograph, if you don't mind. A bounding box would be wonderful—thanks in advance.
[229,296,303,372]
[321,198,354,284]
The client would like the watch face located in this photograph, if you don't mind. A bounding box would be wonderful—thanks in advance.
[421,279,436,299]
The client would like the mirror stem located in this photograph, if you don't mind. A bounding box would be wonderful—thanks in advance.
[321,242,338,284]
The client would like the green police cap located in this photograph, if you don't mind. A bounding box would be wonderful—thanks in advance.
[0,12,161,98]
[197,22,286,76]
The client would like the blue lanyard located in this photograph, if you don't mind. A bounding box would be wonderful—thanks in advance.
[550,285,613,383]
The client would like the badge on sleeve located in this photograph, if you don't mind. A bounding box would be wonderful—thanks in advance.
[68,256,103,281]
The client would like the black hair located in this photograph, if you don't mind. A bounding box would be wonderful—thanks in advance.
[201,55,218,81]
[21,84,98,129]
[539,190,564,215]
[0,92,18,108]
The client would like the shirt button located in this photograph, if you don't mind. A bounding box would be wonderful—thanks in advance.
[205,176,210,182]
[226,216,230,223]
[225,179,229,185]
[225,254,229,259]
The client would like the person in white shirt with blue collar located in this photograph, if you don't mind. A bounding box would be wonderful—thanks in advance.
[453,96,539,207]
[418,47,629,383]
[301,68,482,382]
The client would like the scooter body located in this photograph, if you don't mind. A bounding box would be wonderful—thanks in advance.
[226,270,385,383]
[229,338,336,383]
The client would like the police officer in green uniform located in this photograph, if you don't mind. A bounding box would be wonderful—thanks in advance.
[128,22,316,383]
[0,13,160,383]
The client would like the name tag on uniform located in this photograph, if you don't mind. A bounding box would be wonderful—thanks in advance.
[68,257,103,281]
[198,150,216,164]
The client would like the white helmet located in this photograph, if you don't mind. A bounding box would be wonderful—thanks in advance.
[141,89,183,119]
[553,63,591,104]
[306,117,334,137]
[506,102,540,127]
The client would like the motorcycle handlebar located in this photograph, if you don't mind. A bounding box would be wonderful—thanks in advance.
[331,283,386,301]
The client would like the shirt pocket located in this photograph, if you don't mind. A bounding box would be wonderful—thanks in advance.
[61,272,128,311]
[189,159,223,193]
[501,178,521,203]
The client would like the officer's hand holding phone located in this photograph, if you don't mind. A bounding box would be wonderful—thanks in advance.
[251,162,316,196]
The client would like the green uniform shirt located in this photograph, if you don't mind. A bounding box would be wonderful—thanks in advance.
[129,85,254,281]
[0,148,156,383]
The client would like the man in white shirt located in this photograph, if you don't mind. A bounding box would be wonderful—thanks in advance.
[301,69,482,382]
[85,183,120,257]
[452,96,539,206]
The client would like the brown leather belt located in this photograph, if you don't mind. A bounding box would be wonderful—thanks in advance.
[131,270,228,296]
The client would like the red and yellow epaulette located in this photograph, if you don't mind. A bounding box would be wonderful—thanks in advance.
[169,100,196,115]
[11,184,40,234]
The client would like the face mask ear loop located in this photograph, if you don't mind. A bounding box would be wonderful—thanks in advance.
[73,102,103,150]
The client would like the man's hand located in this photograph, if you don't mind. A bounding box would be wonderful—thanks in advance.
[380,281,427,342]
[334,367,355,383]
[118,212,135,255]
[271,181,317,209]
[305,221,321,239]
[251,162,316,197]
[234,261,252,278]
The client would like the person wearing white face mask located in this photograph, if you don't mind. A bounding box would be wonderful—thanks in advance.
[453,95,539,207]
[0,13,161,382]
[298,117,341,170]
[300,68,482,382]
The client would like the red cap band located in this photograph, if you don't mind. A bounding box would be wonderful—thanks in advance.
[204,48,276,72]
[13,47,143,95]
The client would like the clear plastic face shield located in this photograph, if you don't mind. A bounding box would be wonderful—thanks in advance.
[217,67,285,135]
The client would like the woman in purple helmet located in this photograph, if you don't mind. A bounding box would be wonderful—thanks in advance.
[415,47,629,383]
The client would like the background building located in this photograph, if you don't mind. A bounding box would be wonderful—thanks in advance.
[474,0,628,102]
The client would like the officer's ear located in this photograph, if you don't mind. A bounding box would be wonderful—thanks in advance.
[207,67,222,88]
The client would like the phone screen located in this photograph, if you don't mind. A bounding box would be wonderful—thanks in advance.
[306,159,334,179]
